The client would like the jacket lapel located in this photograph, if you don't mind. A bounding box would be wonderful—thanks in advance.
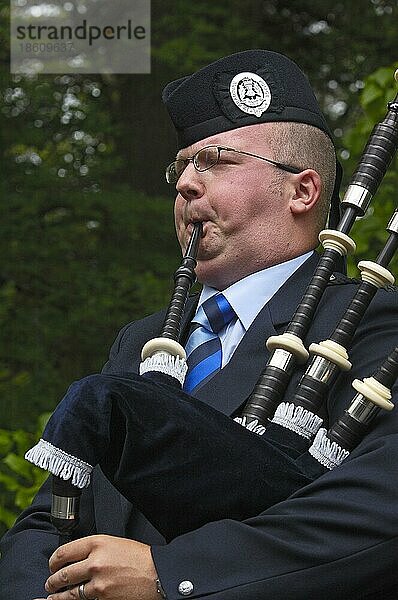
[267,252,319,328]
[195,253,320,416]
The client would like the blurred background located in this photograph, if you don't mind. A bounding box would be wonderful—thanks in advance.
[0,0,397,532]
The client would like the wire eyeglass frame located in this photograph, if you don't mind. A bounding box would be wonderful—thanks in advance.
[165,145,302,184]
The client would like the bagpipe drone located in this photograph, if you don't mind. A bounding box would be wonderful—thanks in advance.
[26,71,398,544]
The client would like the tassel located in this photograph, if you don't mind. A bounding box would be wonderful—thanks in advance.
[25,439,93,488]
[234,416,266,436]
[140,352,188,385]
[309,428,350,470]
[271,402,323,439]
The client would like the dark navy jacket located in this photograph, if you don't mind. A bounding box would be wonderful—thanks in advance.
[1,254,398,599]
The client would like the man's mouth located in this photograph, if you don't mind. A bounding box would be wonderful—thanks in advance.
[187,220,207,235]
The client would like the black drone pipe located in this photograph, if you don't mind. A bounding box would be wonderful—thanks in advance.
[264,208,398,453]
[298,345,398,478]
[238,73,398,431]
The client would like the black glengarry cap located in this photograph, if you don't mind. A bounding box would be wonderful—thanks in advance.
[162,49,342,229]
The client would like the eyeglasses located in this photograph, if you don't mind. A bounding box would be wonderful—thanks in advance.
[165,145,302,184]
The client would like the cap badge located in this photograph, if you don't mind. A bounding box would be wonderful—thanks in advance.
[229,72,271,117]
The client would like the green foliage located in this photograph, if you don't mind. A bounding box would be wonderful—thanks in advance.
[0,412,50,535]
[153,0,256,72]
[0,188,179,430]
[153,0,398,140]
[1,73,121,196]
[342,62,398,277]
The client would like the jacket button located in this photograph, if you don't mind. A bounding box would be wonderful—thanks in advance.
[178,580,194,595]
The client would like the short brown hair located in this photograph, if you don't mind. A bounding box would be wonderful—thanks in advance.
[267,122,336,230]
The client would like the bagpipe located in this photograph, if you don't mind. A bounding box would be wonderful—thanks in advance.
[26,72,398,545]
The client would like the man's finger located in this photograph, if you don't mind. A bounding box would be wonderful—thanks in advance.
[49,536,98,572]
[45,559,90,593]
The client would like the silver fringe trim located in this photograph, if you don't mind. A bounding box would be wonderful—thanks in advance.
[25,438,93,488]
[234,416,266,436]
[139,352,188,386]
[271,402,323,439]
[308,428,350,470]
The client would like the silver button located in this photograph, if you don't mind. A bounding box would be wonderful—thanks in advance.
[178,580,194,595]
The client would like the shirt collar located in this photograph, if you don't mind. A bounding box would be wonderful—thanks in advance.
[198,251,313,331]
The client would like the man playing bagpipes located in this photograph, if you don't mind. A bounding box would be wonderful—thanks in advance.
[1,50,398,600]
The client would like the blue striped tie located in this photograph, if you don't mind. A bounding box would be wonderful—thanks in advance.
[183,293,236,394]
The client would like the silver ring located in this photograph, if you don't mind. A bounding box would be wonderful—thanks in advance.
[78,583,97,600]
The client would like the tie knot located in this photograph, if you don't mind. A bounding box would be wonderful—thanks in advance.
[197,293,236,334]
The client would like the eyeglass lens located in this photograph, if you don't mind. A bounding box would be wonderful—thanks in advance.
[166,146,220,183]
[194,146,219,171]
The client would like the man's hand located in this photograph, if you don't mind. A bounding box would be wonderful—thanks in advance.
[34,535,159,600]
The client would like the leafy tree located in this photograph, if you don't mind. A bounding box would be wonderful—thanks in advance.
[344,62,398,276]
[0,412,50,536]
[0,188,179,429]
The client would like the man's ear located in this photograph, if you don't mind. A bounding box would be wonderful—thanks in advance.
[289,169,321,215]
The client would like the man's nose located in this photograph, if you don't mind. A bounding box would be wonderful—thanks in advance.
[176,165,205,202]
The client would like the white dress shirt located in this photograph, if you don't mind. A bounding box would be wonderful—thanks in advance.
[195,251,313,366]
